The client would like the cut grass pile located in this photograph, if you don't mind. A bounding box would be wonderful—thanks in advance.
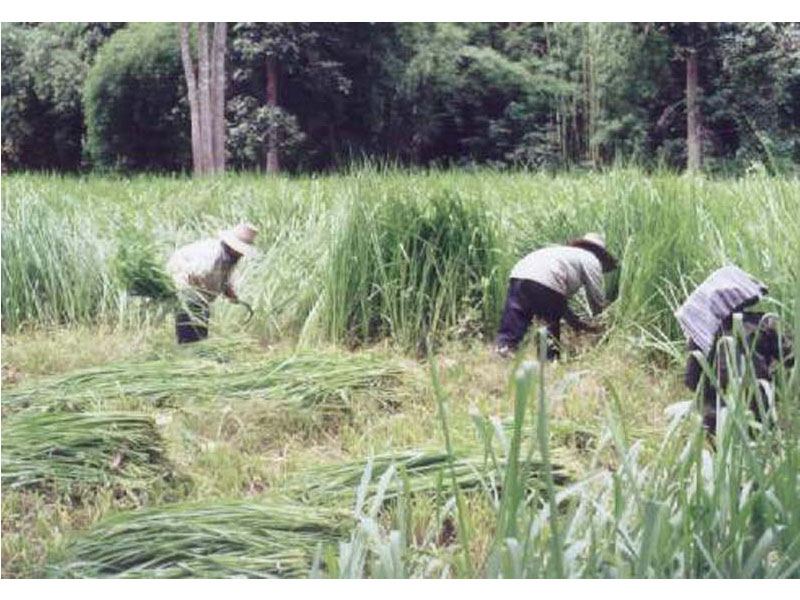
[49,445,571,578]
[284,449,571,507]
[50,500,351,578]
[1,412,174,494]
[2,349,405,414]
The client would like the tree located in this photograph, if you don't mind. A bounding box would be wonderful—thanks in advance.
[4,21,799,173]
[1,22,122,170]
[83,23,190,171]
[710,23,800,171]
[180,22,227,174]
[230,22,350,173]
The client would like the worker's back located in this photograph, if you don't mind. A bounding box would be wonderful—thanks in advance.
[510,245,604,308]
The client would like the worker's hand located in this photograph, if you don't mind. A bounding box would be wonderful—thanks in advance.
[223,286,238,302]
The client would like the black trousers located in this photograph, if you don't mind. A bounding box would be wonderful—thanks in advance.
[175,299,210,344]
[496,279,568,359]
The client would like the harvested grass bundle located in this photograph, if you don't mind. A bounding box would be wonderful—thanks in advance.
[284,448,570,507]
[113,228,176,302]
[50,500,351,578]
[1,412,174,493]
[2,349,404,414]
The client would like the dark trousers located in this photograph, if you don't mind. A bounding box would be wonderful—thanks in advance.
[497,279,568,359]
[175,299,210,344]
[684,311,794,434]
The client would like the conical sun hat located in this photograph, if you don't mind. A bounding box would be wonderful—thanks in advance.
[219,223,259,257]
[569,232,617,271]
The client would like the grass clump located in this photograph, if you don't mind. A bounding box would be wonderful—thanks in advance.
[113,227,176,302]
[50,500,351,578]
[1,411,175,495]
[2,348,405,414]
[326,189,501,350]
[1,188,115,330]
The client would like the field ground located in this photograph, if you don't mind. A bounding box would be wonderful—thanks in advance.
[1,170,797,577]
[1,321,683,578]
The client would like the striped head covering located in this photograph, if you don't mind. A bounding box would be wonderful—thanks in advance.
[675,266,768,354]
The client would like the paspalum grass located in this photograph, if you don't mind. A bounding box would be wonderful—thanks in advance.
[3,169,797,352]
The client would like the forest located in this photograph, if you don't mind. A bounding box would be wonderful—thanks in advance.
[3,22,800,174]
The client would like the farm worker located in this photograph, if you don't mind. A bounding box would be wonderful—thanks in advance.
[166,223,259,344]
[496,232,618,360]
[676,265,793,433]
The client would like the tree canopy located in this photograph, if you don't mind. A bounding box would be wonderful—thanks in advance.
[2,22,799,174]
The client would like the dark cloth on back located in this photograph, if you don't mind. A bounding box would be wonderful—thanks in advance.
[496,278,568,359]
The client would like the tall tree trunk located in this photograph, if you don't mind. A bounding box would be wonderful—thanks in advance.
[180,23,202,175]
[210,22,226,173]
[197,23,213,174]
[686,48,701,172]
[266,56,279,174]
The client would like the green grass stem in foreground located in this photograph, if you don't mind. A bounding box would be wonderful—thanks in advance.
[328,323,800,578]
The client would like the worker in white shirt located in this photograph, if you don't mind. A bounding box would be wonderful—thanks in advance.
[496,232,618,359]
[166,223,259,344]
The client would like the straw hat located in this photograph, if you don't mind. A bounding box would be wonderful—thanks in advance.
[569,232,618,272]
[219,223,259,257]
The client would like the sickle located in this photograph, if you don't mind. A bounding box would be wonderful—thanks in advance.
[233,299,254,324]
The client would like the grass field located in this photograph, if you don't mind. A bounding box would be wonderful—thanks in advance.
[1,169,799,578]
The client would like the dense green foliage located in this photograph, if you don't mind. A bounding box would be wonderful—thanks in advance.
[1,23,123,170]
[82,23,190,171]
[3,22,799,172]
[2,170,798,352]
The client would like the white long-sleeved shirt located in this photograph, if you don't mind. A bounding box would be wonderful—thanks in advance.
[166,238,238,304]
[510,245,605,314]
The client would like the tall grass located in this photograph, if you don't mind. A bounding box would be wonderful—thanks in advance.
[325,189,500,348]
[2,169,798,351]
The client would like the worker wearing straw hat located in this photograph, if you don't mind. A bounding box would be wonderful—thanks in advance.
[496,232,618,360]
[166,223,259,344]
